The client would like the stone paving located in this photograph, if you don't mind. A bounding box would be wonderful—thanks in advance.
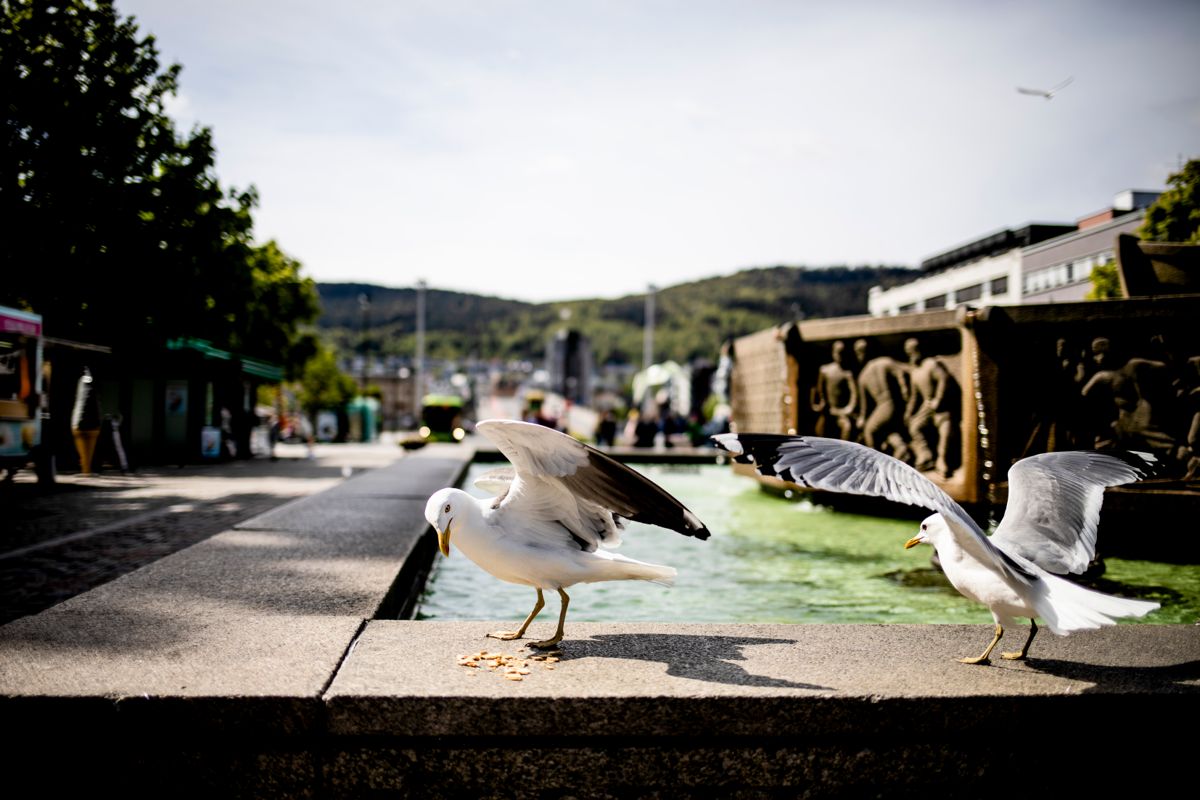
[0,439,407,625]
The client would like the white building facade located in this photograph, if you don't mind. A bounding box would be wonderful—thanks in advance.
[869,191,1160,317]
[868,248,1022,316]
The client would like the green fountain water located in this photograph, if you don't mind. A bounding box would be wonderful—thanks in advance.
[416,462,1198,625]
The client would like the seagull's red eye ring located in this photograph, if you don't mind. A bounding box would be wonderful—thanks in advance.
[444,504,451,514]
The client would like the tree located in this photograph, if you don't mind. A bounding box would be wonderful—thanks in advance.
[1,0,317,374]
[1085,260,1121,300]
[297,346,357,435]
[1139,158,1200,244]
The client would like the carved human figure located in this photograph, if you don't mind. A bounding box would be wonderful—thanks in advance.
[903,338,958,476]
[1080,337,1122,449]
[810,340,858,440]
[1023,338,1086,456]
[1185,355,1200,480]
[855,342,911,462]
[1081,335,1182,456]
[1112,336,1180,458]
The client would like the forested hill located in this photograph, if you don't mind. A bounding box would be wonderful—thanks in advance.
[316,265,914,365]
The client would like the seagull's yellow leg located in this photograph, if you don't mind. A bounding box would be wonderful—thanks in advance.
[1002,619,1037,660]
[528,588,570,650]
[959,624,1003,665]
[487,588,544,641]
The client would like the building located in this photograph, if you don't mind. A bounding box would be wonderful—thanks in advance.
[869,190,1160,316]
[546,328,593,406]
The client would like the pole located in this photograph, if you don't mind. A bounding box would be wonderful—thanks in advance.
[358,292,370,441]
[415,280,426,428]
[643,283,656,370]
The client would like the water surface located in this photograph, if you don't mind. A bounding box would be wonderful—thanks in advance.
[416,463,1198,625]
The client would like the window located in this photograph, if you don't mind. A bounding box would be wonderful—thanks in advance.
[990,276,1008,295]
[924,294,946,309]
[956,284,983,302]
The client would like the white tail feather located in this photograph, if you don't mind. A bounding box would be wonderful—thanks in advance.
[1034,573,1159,635]
[586,552,676,587]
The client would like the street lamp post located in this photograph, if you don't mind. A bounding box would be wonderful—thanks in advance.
[414,280,426,429]
[358,292,370,441]
[643,283,656,371]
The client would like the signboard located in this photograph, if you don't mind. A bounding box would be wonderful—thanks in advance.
[200,426,221,459]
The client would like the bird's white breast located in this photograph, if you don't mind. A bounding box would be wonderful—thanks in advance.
[935,538,1033,620]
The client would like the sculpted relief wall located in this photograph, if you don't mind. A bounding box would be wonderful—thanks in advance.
[730,298,1200,508]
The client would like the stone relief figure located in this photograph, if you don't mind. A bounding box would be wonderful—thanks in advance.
[1185,355,1200,480]
[903,337,960,476]
[1111,338,1179,459]
[1080,337,1122,449]
[810,340,859,440]
[854,340,912,462]
[1076,334,1194,470]
[1023,338,1087,456]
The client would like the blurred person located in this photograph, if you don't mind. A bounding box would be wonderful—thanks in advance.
[71,367,102,475]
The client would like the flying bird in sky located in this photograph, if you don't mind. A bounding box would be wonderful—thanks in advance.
[714,433,1159,664]
[1017,76,1074,99]
[425,419,710,649]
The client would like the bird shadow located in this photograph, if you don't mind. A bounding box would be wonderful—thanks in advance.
[1020,657,1200,694]
[552,632,832,691]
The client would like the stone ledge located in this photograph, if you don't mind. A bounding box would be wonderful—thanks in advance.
[329,622,1200,737]
[4,622,1195,796]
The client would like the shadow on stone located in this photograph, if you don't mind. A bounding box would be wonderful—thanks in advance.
[558,632,833,691]
[1022,657,1200,693]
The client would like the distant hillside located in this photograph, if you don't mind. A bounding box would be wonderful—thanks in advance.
[316,265,914,365]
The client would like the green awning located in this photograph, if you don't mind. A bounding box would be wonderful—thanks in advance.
[165,337,284,381]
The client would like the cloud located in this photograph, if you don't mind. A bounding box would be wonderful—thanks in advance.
[116,0,1200,301]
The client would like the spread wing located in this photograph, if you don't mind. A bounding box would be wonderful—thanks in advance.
[475,419,710,551]
[990,450,1156,574]
[473,466,515,497]
[714,433,1036,583]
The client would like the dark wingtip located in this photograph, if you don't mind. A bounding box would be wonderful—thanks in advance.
[1100,449,1161,480]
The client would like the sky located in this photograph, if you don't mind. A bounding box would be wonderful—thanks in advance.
[114,0,1200,303]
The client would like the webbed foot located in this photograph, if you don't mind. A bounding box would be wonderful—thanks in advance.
[526,635,563,650]
[486,630,523,641]
[957,655,990,665]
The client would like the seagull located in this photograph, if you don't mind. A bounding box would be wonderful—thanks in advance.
[1017,76,1073,100]
[425,419,710,648]
[713,433,1160,664]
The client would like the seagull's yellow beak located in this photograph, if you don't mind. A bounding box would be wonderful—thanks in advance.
[904,536,921,549]
[437,521,452,557]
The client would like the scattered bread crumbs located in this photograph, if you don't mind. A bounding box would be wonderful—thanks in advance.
[455,648,563,680]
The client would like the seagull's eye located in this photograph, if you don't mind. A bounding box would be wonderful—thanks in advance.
[444,504,451,514]
[921,523,927,531]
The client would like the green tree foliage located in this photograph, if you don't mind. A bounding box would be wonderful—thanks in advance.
[1,0,317,372]
[298,346,357,420]
[1085,260,1121,300]
[1139,158,1200,243]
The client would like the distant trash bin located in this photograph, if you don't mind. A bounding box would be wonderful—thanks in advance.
[346,396,379,443]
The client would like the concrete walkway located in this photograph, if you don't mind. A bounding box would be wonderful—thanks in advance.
[1,436,1197,797]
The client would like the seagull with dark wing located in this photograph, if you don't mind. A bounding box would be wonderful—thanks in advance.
[1017,76,1073,100]
[714,433,1159,664]
[425,419,710,649]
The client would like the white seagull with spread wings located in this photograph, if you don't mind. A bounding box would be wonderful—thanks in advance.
[425,419,710,648]
[714,434,1159,664]
[1017,76,1073,100]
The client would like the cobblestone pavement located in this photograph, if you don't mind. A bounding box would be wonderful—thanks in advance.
[0,439,406,625]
